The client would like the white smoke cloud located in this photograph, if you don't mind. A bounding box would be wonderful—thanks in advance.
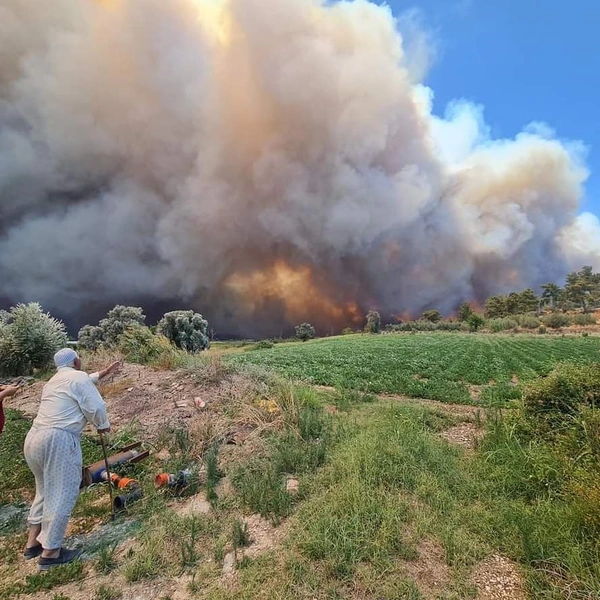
[0,0,597,335]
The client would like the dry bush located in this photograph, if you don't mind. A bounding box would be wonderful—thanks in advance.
[189,354,236,387]
[79,346,124,373]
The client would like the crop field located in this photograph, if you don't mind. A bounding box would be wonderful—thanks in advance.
[230,333,600,404]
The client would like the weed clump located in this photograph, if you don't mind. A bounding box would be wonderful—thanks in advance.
[94,584,123,600]
[522,362,600,428]
[231,461,292,523]
[232,519,251,549]
[204,442,222,504]
[123,512,220,582]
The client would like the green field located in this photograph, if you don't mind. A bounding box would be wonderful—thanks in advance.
[230,333,600,404]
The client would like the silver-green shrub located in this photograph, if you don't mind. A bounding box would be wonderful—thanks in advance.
[157,310,210,353]
[0,303,67,376]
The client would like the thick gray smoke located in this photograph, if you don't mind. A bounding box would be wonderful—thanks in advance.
[1,0,599,336]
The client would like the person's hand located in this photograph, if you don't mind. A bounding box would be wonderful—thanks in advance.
[97,361,122,381]
[105,361,122,377]
[0,385,19,398]
[107,361,122,374]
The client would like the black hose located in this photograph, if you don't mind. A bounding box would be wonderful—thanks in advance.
[113,485,143,510]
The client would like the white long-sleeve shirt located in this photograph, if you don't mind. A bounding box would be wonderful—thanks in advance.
[31,367,110,436]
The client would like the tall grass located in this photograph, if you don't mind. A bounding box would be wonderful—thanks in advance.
[487,318,519,332]
[210,399,600,598]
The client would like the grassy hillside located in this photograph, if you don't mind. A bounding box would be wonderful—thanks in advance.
[229,333,600,404]
[2,334,600,599]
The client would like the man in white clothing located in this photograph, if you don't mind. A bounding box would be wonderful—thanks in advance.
[23,348,120,570]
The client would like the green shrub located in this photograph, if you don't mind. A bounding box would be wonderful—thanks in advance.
[100,305,146,345]
[573,313,597,326]
[538,325,547,335]
[364,310,381,334]
[341,327,354,335]
[542,313,572,329]
[78,305,146,349]
[0,303,67,376]
[458,302,474,322]
[422,310,443,323]
[250,340,274,350]
[295,323,315,342]
[488,318,519,333]
[514,314,541,329]
[385,319,467,332]
[77,324,104,351]
[157,310,210,353]
[466,313,485,332]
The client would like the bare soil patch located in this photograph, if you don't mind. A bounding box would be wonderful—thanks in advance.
[221,513,289,580]
[404,538,451,598]
[171,491,212,516]
[440,423,483,451]
[471,554,527,600]
[7,363,218,438]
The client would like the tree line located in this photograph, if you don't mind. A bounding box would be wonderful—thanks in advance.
[483,266,600,319]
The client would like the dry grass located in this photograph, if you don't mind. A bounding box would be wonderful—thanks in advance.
[98,378,134,399]
[80,347,124,373]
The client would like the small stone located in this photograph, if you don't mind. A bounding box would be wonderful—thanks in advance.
[222,552,236,577]
[286,478,299,493]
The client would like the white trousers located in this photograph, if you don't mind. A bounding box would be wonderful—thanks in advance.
[23,427,82,550]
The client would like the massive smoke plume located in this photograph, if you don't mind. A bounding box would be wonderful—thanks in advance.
[1,0,599,337]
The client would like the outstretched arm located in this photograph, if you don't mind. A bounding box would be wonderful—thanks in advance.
[90,361,122,385]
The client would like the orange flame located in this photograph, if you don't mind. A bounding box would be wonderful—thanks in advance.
[225,261,363,332]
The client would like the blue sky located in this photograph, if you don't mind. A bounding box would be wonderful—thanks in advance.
[385,0,600,218]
